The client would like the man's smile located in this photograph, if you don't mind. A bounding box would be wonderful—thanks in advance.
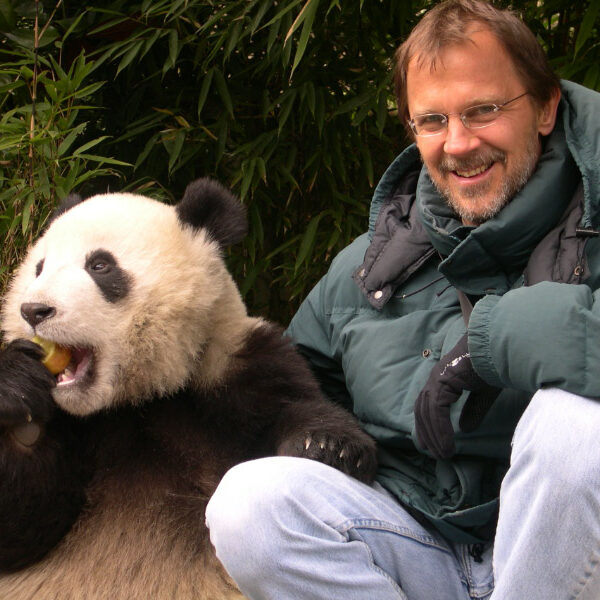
[453,163,494,178]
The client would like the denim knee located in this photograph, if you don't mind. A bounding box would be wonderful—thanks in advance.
[511,388,600,491]
[206,457,322,578]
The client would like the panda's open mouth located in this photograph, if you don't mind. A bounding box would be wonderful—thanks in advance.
[56,348,94,387]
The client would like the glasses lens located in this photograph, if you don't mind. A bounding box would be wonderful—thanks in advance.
[412,114,446,134]
[462,104,499,128]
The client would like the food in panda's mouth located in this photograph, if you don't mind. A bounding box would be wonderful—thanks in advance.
[31,335,72,375]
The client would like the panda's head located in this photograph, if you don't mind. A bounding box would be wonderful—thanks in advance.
[1,179,252,416]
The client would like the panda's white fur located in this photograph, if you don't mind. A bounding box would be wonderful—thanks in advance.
[0,179,377,599]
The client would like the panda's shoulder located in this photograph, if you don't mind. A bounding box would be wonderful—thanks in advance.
[230,320,322,395]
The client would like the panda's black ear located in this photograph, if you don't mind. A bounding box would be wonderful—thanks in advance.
[176,178,247,248]
[44,193,86,231]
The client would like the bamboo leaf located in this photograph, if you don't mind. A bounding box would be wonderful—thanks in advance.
[216,118,228,164]
[256,157,267,183]
[116,40,145,76]
[262,0,304,30]
[240,158,256,200]
[224,21,243,60]
[583,62,600,91]
[575,0,600,58]
[0,0,16,30]
[250,0,272,35]
[332,90,371,117]
[285,0,318,43]
[304,81,316,116]
[72,136,110,156]
[167,29,179,70]
[289,0,320,78]
[250,203,265,246]
[239,262,262,297]
[376,92,388,137]
[57,123,87,156]
[278,89,297,134]
[315,88,325,136]
[74,154,132,166]
[166,129,186,173]
[213,68,234,119]
[135,133,161,170]
[295,212,324,272]
[360,140,374,187]
[267,17,282,54]
[21,194,34,235]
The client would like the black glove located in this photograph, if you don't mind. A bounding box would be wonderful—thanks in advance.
[414,333,500,459]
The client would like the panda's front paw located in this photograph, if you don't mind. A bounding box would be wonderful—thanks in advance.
[0,339,56,426]
[278,431,377,484]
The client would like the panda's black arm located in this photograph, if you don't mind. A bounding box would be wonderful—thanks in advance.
[0,340,90,571]
[227,324,379,484]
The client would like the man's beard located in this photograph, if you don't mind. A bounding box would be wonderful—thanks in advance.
[429,134,541,226]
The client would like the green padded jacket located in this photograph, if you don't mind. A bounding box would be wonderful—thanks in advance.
[286,81,600,543]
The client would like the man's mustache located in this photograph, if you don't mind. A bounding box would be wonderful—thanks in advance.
[438,150,507,174]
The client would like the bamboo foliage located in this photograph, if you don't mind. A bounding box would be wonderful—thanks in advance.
[0,0,599,323]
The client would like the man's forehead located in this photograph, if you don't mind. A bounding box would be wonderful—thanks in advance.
[406,30,521,107]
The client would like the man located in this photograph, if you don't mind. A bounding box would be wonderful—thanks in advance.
[206,1,600,598]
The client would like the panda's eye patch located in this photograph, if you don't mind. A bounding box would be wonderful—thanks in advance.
[85,249,131,303]
[35,259,44,277]
[86,250,114,274]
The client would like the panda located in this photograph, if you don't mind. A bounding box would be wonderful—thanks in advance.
[0,178,377,600]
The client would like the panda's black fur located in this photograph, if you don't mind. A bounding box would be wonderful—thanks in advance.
[0,179,377,599]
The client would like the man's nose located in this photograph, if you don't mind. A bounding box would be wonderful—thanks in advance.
[442,115,481,155]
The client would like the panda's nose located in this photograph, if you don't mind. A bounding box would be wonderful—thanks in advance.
[20,302,56,327]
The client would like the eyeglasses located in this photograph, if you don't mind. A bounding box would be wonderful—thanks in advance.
[407,92,529,137]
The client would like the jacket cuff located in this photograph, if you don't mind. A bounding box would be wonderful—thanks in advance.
[467,294,504,388]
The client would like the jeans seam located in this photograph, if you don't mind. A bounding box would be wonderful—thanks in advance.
[570,547,600,599]
[457,545,494,599]
[347,527,409,599]
[335,518,452,553]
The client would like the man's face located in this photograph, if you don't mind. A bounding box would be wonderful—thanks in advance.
[406,29,559,225]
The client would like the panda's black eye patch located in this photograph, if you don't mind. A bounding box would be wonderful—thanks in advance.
[85,249,131,303]
[35,259,44,277]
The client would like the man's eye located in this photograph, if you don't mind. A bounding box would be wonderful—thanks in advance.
[414,114,446,132]
[466,104,498,119]
[417,114,445,125]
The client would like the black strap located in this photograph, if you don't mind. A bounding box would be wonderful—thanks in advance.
[457,289,473,325]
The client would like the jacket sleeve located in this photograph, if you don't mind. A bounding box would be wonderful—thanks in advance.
[286,277,354,411]
[468,281,600,396]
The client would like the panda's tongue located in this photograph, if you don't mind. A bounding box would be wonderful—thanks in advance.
[56,348,91,386]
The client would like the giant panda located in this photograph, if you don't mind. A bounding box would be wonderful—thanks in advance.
[0,178,377,600]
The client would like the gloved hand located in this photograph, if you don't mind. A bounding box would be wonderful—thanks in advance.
[414,333,500,459]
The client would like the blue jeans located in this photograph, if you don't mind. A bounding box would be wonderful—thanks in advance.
[206,389,600,599]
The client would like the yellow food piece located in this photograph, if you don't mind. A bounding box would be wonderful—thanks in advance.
[31,335,72,375]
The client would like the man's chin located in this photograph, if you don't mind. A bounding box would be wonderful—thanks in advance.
[447,195,509,226]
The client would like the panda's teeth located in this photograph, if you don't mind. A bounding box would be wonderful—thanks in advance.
[57,366,76,385]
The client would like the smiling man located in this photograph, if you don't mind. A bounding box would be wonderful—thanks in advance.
[404,26,559,226]
[206,1,600,599]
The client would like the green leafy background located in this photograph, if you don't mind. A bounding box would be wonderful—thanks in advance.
[1,0,598,324]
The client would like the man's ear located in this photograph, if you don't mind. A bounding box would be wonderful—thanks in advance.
[537,86,561,136]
